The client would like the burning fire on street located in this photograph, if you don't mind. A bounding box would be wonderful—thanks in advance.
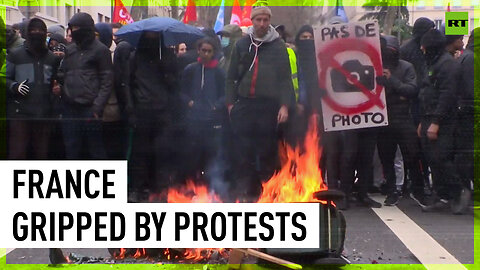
[105,117,328,264]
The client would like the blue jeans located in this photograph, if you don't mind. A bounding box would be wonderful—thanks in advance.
[62,105,107,159]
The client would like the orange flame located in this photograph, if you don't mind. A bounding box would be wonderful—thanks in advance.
[159,116,326,262]
[133,248,146,259]
[112,248,127,260]
[181,248,228,262]
[257,116,327,203]
[168,180,223,203]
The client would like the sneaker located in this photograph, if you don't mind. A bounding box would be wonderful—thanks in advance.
[357,195,382,208]
[421,198,449,212]
[450,187,472,215]
[410,192,427,207]
[384,193,399,206]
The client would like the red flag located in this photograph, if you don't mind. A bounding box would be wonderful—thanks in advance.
[241,0,256,22]
[183,0,197,24]
[113,0,134,25]
[230,0,242,25]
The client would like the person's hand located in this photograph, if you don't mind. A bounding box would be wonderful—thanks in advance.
[52,80,61,96]
[427,123,439,140]
[17,79,30,96]
[277,105,289,124]
[383,69,391,79]
[417,123,422,138]
[228,104,234,116]
[454,50,461,59]
[188,100,194,108]
[93,112,99,119]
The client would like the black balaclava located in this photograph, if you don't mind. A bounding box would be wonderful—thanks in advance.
[68,12,96,47]
[295,24,314,44]
[421,29,446,66]
[26,18,48,55]
[380,35,400,69]
[412,17,435,42]
[138,31,160,51]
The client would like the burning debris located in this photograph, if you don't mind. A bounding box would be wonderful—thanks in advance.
[49,117,347,266]
[108,248,229,264]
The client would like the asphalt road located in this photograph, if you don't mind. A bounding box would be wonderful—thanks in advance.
[4,194,476,267]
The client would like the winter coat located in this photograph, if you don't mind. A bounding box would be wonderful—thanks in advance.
[5,44,60,119]
[113,40,133,114]
[419,52,460,124]
[381,60,417,124]
[400,18,434,88]
[226,26,294,107]
[295,39,322,113]
[400,39,428,89]
[61,39,113,116]
[457,45,474,110]
[126,49,177,112]
[181,60,226,124]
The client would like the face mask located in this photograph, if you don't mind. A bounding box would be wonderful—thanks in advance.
[139,37,160,49]
[28,32,47,50]
[221,37,230,48]
[71,28,92,44]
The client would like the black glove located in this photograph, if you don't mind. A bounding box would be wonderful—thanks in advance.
[376,76,388,87]
[16,79,30,96]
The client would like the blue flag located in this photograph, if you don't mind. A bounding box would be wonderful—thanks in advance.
[214,0,225,34]
[336,0,348,22]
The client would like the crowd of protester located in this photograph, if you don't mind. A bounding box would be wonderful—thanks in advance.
[1,6,476,214]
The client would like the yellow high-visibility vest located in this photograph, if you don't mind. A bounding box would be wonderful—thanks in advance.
[287,47,299,101]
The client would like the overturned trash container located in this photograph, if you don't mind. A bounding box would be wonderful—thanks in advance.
[264,190,347,265]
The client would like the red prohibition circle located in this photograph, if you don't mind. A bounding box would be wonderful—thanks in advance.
[318,37,384,115]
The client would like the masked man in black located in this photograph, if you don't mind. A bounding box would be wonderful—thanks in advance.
[59,13,113,159]
[4,18,60,159]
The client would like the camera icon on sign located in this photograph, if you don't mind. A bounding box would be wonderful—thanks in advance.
[331,60,375,93]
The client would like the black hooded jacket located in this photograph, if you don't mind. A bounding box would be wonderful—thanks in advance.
[400,18,434,87]
[456,29,475,109]
[4,18,60,119]
[125,35,179,113]
[419,51,460,124]
[419,29,460,124]
[379,36,418,124]
[61,12,113,115]
[113,39,133,113]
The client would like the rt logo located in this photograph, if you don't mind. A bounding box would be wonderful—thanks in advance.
[445,12,469,35]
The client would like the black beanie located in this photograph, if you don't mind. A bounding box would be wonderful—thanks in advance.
[421,29,445,50]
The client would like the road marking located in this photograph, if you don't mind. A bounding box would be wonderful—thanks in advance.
[370,195,467,269]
